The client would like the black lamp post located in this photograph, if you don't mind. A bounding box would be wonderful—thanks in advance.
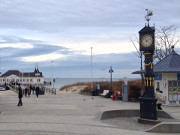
[109,66,113,97]
[53,78,56,95]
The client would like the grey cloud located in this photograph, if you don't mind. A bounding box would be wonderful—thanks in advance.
[0,35,42,44]
[2,44,70,59]
[0,36,72,59]
[55,52,139,70]
[0,0,179,32]
[0,0,180,78]
[0,44,140,78]
[45,52,140,78]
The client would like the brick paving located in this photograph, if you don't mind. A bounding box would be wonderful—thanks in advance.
[0,91,179,135]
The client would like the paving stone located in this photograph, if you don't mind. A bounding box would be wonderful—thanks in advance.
[0,92,179,134]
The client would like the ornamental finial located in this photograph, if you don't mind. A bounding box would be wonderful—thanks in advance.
[145,9,153,26]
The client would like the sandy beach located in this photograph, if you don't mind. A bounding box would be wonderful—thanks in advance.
[57,85,88,95]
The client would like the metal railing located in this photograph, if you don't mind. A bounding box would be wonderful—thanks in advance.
[45,88,56,95]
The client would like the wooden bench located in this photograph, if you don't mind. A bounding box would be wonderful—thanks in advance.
[100,90,109,97]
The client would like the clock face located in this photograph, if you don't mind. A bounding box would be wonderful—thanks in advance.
[141,34,153,47]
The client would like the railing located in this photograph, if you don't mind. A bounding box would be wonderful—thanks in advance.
[6,83,46,95]
[45,88,56,95]
[6,82,57,95]
[6,83,18,93]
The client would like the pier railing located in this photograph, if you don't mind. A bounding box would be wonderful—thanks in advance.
[6,82,56,95]
[45,88,56,95]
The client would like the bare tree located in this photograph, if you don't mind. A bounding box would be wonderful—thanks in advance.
[155,25,180,60]
[130,36,144,84]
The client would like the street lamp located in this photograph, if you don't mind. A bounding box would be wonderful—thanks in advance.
[90,47,93,90]
[51,60,56,94]
[109,66,114,97]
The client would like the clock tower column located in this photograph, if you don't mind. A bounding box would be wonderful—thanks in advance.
[138,9,160,124]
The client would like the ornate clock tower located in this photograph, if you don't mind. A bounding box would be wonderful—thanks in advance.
[138,9,159,123]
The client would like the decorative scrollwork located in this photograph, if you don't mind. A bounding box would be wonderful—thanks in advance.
[144,62,154,69]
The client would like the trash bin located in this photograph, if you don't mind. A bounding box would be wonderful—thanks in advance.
[91,90,96,96]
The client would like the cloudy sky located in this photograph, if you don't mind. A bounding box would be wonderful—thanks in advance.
[0,0,180,78]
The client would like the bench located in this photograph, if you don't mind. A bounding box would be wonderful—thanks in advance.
[100,90,109,97]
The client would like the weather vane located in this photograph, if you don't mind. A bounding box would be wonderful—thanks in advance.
[145,9,153,26]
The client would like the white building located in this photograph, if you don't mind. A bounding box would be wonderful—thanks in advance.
[0,67,44,86]
[154,48,180,105]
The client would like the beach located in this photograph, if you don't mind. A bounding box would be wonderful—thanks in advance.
[57,85,88,95]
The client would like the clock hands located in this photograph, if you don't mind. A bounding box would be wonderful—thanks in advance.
[146,38,149,42]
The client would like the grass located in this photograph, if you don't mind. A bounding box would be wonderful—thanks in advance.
[59,79,144,100]
[59,82,89,91]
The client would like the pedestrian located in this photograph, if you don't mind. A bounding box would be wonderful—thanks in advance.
[36,86,39,98]
[27,87,31,98]
[156,88,165,110]
[25,86,28,97]
[17,86,23,106]
[32,86,35,95]
[30,85,32,94]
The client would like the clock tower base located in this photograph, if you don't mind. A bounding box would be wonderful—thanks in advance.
[139,97,157,120]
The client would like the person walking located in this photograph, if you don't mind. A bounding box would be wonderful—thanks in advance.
[32,86,35,95]
[156,88,165,110]
[29,85,32,94]
[24,86,28,97]
[17,86,23,106]
[36,86,40,98]
[27,86,31,98]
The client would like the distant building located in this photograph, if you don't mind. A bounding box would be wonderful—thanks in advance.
[0,67,44,86]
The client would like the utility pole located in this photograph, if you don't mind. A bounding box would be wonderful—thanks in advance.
[91,47,93,89]
[109,66,113,97]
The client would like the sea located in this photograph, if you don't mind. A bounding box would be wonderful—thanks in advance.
[44,78,123,89]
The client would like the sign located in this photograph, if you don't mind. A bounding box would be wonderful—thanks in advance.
[154,73,162,80]
[96,84,101,90]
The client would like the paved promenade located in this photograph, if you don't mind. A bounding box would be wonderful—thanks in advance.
[0,90,180,135]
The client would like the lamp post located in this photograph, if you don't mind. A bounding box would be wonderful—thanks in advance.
[91,47,93,90]
[109,66,113,97]
[51,60,55,94]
